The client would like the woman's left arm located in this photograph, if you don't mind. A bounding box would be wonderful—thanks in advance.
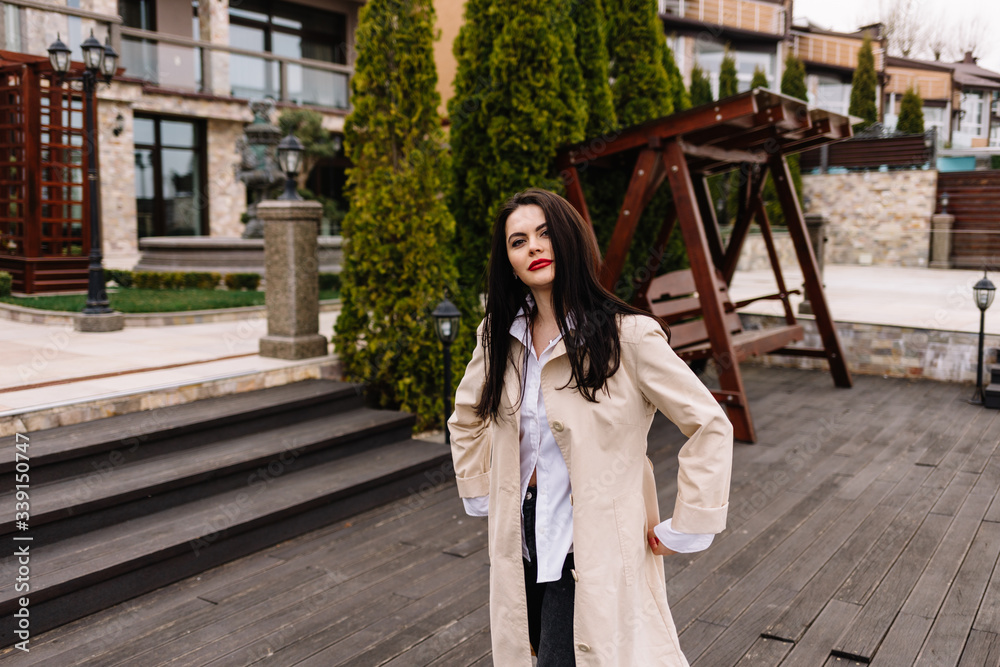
[629,317,734,536]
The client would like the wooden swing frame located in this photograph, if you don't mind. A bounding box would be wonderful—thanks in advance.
[557,89,853,443]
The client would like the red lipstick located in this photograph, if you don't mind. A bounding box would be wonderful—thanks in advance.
[528,259,552,271]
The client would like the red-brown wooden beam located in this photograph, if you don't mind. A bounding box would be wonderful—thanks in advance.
[769,154,852,388]
[664,139,756,443]
[753,199,797,325]
[598,147,666,290]
[558,158,592,226]
[693,174,725,271]
[631,201,677,313]
[722,164,769,285]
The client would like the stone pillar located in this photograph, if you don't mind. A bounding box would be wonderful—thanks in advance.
[258,200,328,360]
[799,213,828,315]
[930,214,955,269]
[200,0,230,96]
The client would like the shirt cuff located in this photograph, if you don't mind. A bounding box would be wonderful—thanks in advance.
[462,495,489,517]
[653,518,715,553]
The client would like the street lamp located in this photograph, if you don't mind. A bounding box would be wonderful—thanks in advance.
[48,31,118,316]
[277,133,304,201]
[971,270,996,405]
[432,298,461,445]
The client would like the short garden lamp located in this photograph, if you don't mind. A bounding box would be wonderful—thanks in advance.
[277,133,304,201]
[972,271,996,405]
[432,298,461,444]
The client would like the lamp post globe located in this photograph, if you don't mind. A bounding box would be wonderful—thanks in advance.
[80,30,104,72]
[972,271,996,405]
[277,133,304,201]
[47,35,71,74]
[432,298,462,444]
[101,37,118,81]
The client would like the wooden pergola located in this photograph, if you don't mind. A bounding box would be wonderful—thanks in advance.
[0,51,93,294]
[557,89,854,443]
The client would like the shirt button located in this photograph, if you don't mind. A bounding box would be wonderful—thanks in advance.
[552,421,564,432]
[525,491,532,500]
[578,643,590,652]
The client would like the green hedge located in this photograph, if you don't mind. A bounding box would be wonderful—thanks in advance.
[0,271,11,297]
[318,272,340,292]
[106,269,134,288]
[224,273,261,291]
[133,271,221,290]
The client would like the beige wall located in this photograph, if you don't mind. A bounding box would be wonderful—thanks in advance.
[433,0,464,117]
[885,65,951,100]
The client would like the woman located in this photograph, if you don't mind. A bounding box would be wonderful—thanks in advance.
[448,189,733,666]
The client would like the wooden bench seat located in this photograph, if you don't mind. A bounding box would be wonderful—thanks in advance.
[646,268,804,362]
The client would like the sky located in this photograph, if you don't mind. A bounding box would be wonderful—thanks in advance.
[792,0,1000,73]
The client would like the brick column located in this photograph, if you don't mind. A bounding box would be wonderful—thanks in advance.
[258,200,328,359]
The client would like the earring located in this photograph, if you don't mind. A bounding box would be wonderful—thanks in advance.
[513,271,519,281]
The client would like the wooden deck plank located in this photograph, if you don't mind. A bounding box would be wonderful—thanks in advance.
[690,586,797,666]
[764,466,933,642]
[867,612,933,667]
[378,604,490,667]
[903,454,1000,621]
[917,522,1000,666]
[781,599,860,667]
[424,628,493,667]
[832,513,951,661]
[957,630,1000,667]
[732,636,792,666]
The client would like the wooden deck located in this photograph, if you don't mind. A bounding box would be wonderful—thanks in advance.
[8,366,1000,666]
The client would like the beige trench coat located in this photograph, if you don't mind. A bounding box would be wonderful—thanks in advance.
[448,314,733,666]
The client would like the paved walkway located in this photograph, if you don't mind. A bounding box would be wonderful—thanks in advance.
[9,365,1000,665]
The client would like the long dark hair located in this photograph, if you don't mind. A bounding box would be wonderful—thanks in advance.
[474,188,661,422]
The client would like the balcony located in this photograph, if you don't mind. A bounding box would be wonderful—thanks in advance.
[793,33,885,72]
[659,0,785,37]
[119,28,350,109]
[1,0,351,111]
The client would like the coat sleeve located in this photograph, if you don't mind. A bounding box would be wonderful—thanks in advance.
[629,316,733,534]
[447,319,492,498]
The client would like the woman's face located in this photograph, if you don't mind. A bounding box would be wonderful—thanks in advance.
[505,204,555,292]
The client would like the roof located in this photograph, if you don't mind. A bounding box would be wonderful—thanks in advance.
[885,55,954,74]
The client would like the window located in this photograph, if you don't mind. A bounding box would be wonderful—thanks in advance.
[3,4,21,52]
[814,74,851,116]
[133,116,206,238]
[960,90,985,137]
[228,0,348,107]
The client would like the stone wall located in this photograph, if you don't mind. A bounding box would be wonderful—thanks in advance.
[724,230,798,273]
[802,170,938,267]
[739,313,999,384]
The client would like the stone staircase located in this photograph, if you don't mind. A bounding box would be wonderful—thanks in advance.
[986,365,1000,410]
[0,380,451,646]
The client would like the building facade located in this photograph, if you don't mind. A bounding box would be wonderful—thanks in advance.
[0,0,358,265]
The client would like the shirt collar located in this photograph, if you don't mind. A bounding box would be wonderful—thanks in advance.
[508,293,576,348]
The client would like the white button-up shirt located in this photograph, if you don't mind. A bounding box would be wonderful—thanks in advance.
[461,310,714,581]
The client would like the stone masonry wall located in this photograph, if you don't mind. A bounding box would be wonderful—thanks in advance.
[802,170,938,268]
[739,313,999,384]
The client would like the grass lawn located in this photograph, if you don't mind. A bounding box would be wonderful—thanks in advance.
[1,289,340,313]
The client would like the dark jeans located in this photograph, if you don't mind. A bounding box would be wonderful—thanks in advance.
[523,486,576,667]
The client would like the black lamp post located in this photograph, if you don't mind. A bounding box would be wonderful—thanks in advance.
[432,298,461,444]
[972,270,996,405]
[276,133,304,201]
[48,31,118,315]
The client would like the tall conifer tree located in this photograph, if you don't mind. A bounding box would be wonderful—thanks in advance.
[484,0,586,208]
[781,53,808,101]
[606,0,672,126]
[448,0,500,295]
[849,35,878,131]
[896,86,925,134]
[690,63,713,106]
[750,66,769,89]
[663,37,691,112]
[719,48,739,98]
[334,0,460,429]
[573,0,617,138]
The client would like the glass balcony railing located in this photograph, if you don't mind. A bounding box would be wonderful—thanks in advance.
[121,35,203,91]
[121,28,350,110]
